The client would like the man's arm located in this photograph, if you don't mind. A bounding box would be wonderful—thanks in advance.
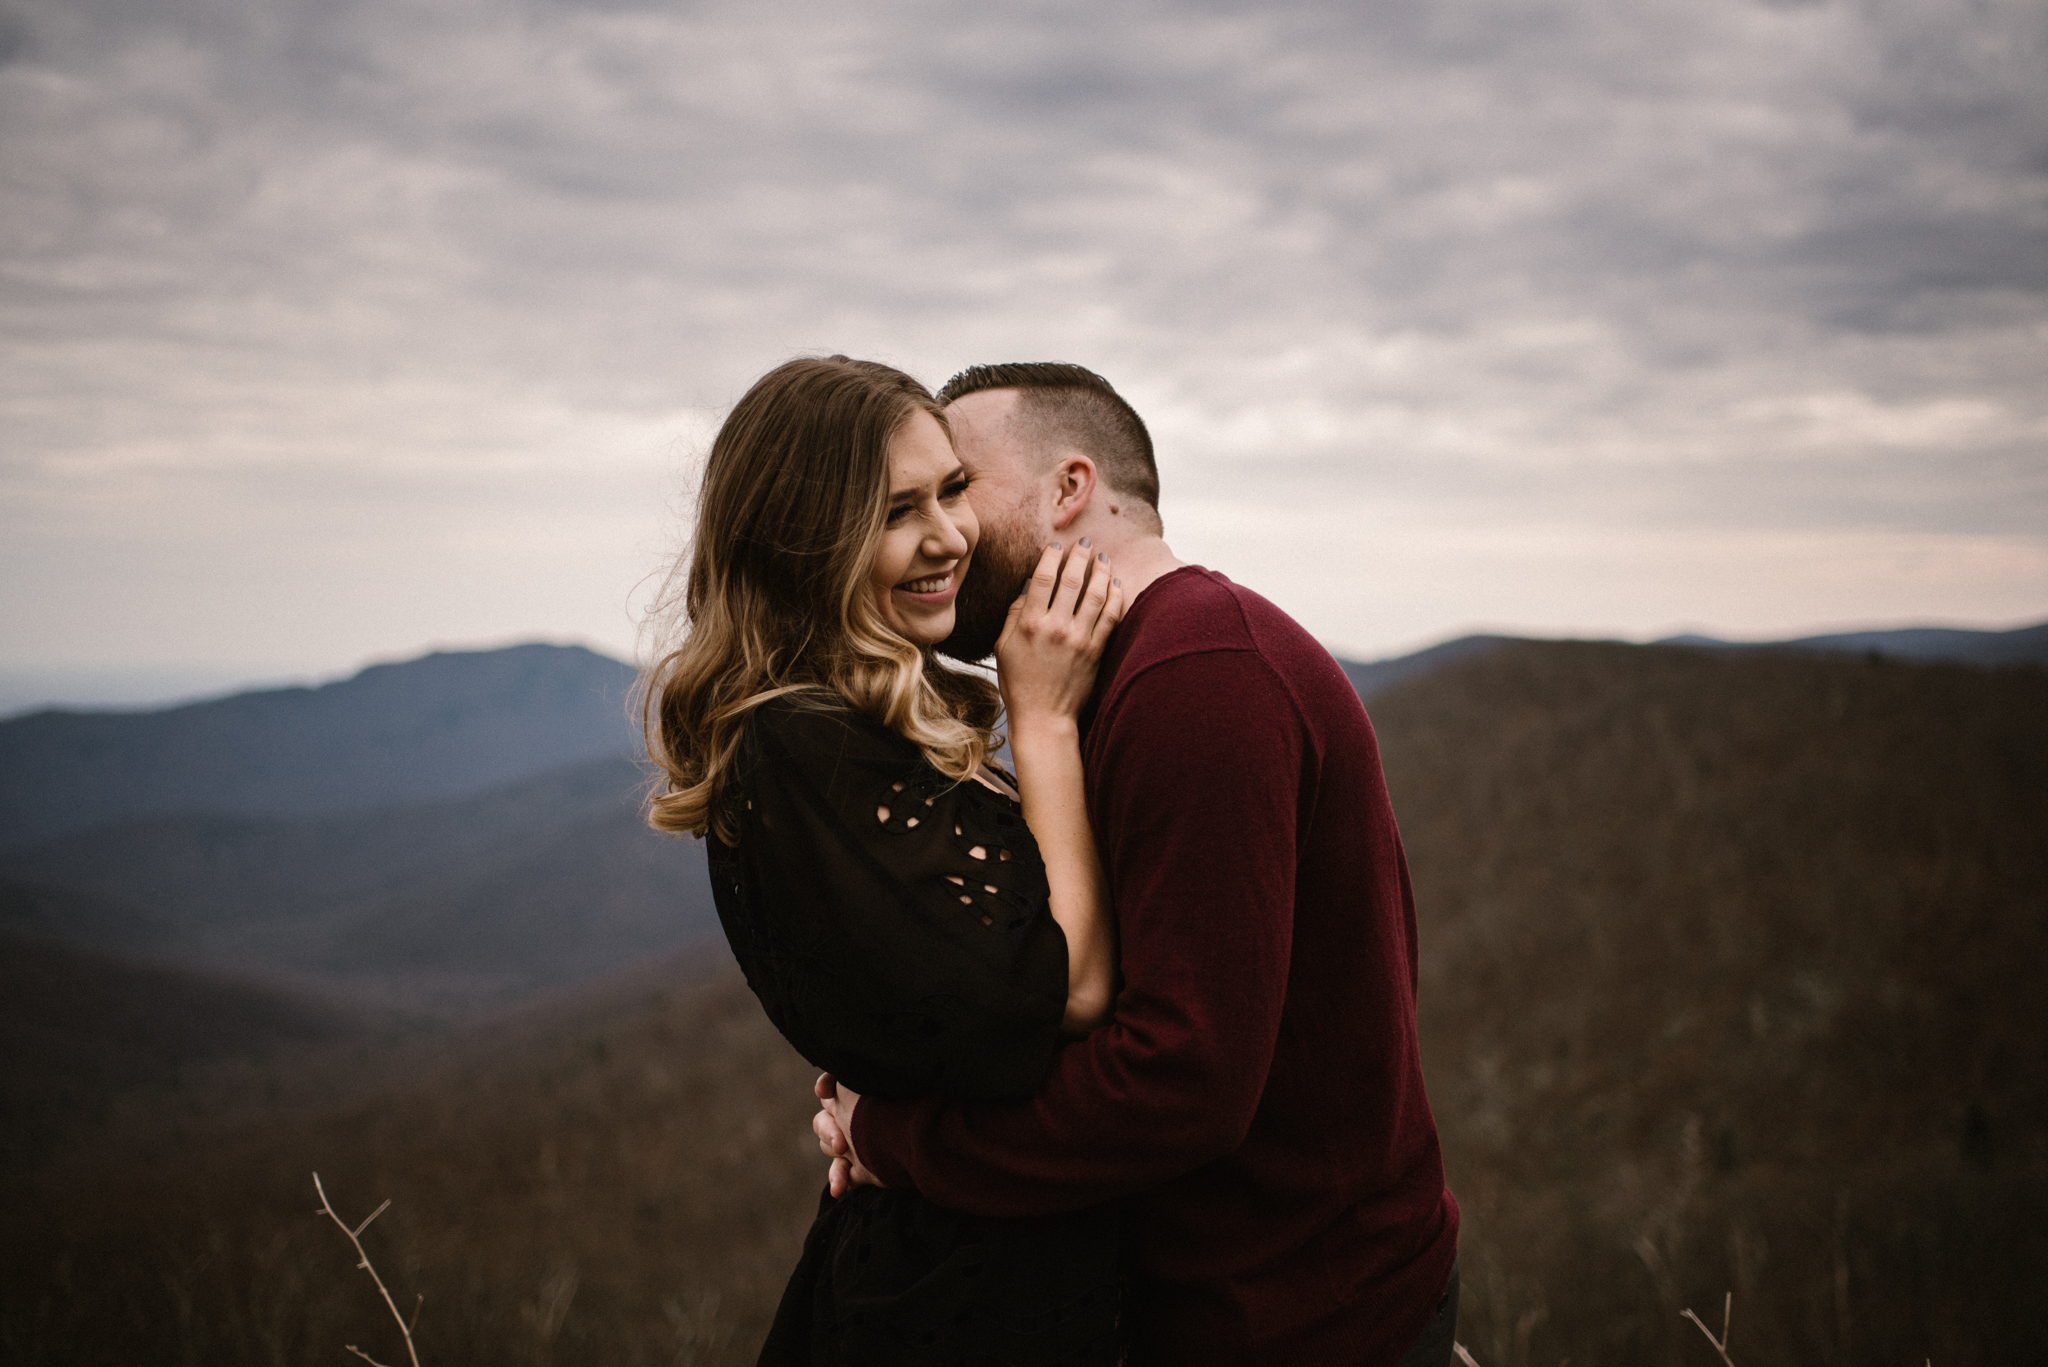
[848,650,1307,1216]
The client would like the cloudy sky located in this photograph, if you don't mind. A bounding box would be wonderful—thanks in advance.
[3,0,2044,708]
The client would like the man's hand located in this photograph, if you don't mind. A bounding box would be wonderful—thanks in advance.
[813,1073,883,1197]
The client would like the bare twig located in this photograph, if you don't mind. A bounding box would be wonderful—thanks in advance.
[1453,1344,1483,1367]
[314,1172,424,1367]
[354,1199,392,1238]
[1681,1290,1735,1367]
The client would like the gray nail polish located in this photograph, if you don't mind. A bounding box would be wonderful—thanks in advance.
[1098,552,1108,563]
[1080,536,1091,547]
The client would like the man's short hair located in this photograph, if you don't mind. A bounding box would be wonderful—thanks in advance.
[937,363,1160,513]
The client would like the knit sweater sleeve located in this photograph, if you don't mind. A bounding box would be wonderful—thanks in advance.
[851,648,1307,1213]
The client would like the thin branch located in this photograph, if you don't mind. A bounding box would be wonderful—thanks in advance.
[315,1173,424,1367]
[1453,1344,1483,1367]
[1681,1293,1736,1367]
[353,1199,392,1239]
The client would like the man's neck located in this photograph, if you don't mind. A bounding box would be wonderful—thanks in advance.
[1090,532,1185,602]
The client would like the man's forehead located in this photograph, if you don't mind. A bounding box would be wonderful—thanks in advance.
[946,387,1022,429]
[945,389,1030,470]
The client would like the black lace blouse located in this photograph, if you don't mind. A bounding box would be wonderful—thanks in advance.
[707,698,1123,1367]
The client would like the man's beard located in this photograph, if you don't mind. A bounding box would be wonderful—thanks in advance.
[940,514,1041,664]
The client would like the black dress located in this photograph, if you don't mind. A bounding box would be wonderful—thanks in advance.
[707,698,1124,1367]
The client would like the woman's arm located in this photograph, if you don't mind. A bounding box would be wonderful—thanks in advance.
[995,542,1124,1034]
[1011,713,1115,1033]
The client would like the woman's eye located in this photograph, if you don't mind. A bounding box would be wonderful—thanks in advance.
[942,479,970,501]
[886,503,913,525]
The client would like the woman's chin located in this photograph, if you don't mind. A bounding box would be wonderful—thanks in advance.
[892,611,955,650]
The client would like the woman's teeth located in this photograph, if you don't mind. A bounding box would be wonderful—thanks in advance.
[900,573,952,594]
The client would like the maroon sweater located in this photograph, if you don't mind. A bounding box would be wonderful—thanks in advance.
[854,567,1458,1365]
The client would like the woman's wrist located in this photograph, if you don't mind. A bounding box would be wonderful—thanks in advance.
[1004,711,1081,749]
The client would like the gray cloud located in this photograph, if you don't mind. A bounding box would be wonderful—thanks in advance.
[2,0,2043,674]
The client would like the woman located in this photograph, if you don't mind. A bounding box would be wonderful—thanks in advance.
[643,356,1127,1365]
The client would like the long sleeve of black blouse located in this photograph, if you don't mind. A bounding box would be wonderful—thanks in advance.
[706,698,1072,1104]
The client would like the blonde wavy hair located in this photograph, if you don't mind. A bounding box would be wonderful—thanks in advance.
[643,356,1002,843]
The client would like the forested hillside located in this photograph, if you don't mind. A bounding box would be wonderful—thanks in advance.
[4,640,2038,1365]
[1383,640,2045,1363]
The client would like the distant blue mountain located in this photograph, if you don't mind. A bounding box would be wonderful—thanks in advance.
[1,754,717,1015]
[0,644,641,852]
[1655,621,2048,668]
[1334,619,2046,704]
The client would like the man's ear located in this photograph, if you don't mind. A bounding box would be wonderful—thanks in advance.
[1048,454,1099,532]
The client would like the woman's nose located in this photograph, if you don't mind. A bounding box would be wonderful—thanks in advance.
[925,511,970,560]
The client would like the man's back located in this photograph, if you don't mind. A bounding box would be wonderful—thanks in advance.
[856,566,1458,1365]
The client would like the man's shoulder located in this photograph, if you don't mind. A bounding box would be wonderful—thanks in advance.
[1114,567,1347,694]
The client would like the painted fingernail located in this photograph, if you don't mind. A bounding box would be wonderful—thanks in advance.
[1079,536,1091,547]
[1098,552,1108,563]
[1050,541,1061,550]
[1113,578,1122,586]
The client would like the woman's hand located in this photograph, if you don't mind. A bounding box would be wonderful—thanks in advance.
[994,540,1125,729]
[813,1072,880,1197]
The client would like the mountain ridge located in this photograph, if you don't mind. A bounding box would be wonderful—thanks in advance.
[5,621,2039,1013]
[0,643,641,851]
[0,754,718,1017]
[1655,619,2048,667]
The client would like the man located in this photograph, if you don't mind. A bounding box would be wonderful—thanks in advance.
[816,363,1460,1366]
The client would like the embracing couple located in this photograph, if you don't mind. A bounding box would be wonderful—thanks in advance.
[644,357,1460,1366]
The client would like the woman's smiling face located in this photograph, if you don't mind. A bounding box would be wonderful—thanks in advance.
[868,409,978,647]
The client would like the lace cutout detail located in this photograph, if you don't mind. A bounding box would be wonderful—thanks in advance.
[875,772,949,833]
[875,772,1039,930]
[941,871,1026,928]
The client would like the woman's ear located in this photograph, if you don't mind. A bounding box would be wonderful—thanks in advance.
[1048,454,1099,532]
